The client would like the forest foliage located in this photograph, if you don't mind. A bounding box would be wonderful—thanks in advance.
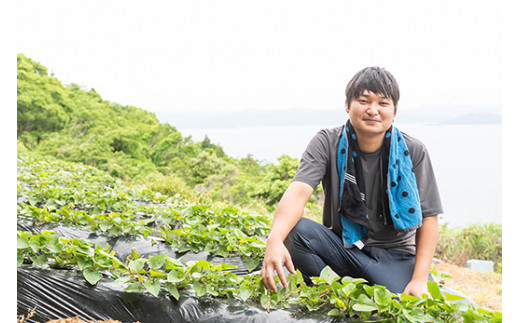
[17,53,320,214]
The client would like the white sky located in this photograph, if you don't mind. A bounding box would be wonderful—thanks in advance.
[17,0,502,114]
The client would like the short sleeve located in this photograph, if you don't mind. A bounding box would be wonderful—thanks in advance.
[292,129,332,190]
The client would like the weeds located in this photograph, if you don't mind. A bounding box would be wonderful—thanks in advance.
[435,223,502,272]
[17,306,36,323]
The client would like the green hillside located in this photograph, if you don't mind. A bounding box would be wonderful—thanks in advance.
[17,53,319,213]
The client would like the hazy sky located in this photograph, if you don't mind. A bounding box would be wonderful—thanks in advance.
[17,0,501,114]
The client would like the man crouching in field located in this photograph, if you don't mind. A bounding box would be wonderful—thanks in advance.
[261,66,443,298]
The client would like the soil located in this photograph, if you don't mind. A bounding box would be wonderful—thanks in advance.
[435,260,502,311]
[46,319,134,323]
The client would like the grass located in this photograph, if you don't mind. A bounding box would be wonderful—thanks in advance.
[435,223,502,272]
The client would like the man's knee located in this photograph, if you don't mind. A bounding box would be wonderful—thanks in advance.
[284,217,320,251]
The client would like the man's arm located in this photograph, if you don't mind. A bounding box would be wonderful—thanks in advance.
[403,215,438,297]
[261,181,314,292]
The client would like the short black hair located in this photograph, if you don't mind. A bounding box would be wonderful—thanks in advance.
[345,66,400,110]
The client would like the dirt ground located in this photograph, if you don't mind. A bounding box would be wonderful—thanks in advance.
[435,260,502,311]
[46,319,133,323]
[16,309,139,323]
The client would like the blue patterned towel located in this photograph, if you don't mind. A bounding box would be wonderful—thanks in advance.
[337,120,422,247]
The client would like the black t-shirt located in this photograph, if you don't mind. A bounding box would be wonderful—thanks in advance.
[292,125,443,254]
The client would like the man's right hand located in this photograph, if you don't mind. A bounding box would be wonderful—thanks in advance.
[261,237,296,292]
[260,181,313,292]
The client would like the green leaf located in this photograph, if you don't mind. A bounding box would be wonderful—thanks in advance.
[427,280,444,301]
[112,277,130,285]
[218,262,238,271]
[29,241,41,253]
[74,241,95,257]
[83,269,103,285]
[400,292,420,303]
[341,276,368,284]
[363,285,376,296]
[45,198,57,209]
[352,302,378,312]
[327,308,340,316]
[125,282,142,293]
[148,255,167,270]
[46,241,63,253]
[206,285,219,297]
[128,259,146,273]
[165,257,184,268]
[341,282,358,297]
[238,283,253,302]
[260,294,270,309]
[374,287,392,307]
[165,282,180,301]
[244,258,260,272]
[131,248,139,260]
[150,270,167,278]
[167,269,186,283]
[391,299,404,310]
[31,254,48,266]
[17,254,23,266]
[319,266,340,285]
[77,256,92,270]
[452,301,470,313]
[352,294,378,312]
[108,226,121,235]
[402,308,430,323]
[178,242,191,253]
[476,307,493,316]
[195,260,213,270]
[444,292,467,301]
[333,297,346,309]
[17,237,29,249]
[193,281,206,297]
[99,221,112,232]
[144,280,161,297]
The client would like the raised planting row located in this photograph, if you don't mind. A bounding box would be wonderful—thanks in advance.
[17,230,501,322]
[17,153,271,269]
[17,153,502,322]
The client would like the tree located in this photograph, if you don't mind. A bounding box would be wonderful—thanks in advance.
[251,154,299,209]
[17,54,72,139]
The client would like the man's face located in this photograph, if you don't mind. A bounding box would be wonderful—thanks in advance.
[346,90,396,140]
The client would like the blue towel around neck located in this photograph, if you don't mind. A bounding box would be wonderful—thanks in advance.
[337,120,422,247]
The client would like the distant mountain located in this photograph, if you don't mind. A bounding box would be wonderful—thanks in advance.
[397,106,501,125]
[155,108,347,129]
[156,105,501,129]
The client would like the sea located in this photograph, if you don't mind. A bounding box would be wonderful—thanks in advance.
[179,123,502,228]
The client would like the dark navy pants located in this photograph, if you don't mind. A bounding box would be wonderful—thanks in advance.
[284,217,427,294]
